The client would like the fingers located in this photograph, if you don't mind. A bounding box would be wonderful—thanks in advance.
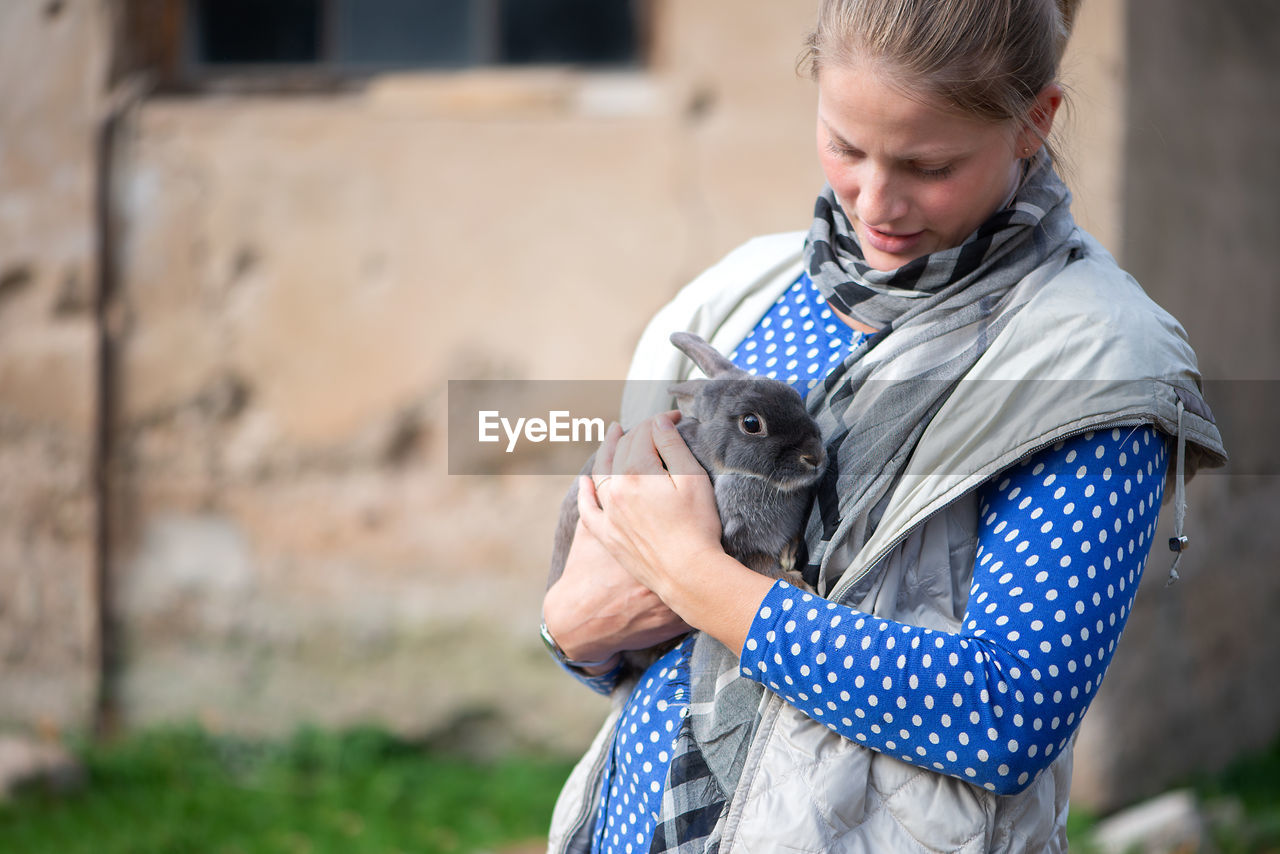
[578,474,605,528]
[576,410,723,610]
[650,412,704,477]
[592,421,623,484]
[609,414,680,476]
[579,473,596,506]
[589,411,700,494]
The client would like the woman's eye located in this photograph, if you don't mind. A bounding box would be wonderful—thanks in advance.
[915,163,954,179]
[739,413,764,435]
[826,140,861,160]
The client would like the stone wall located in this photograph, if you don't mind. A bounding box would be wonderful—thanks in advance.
[102,0,825,750]
[0,0,106,732]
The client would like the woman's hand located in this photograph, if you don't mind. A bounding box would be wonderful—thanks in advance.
[578,414,726,608]
[542,517,691,674]
[577,412,777,662]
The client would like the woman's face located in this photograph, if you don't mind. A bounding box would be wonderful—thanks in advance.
[816,62,1050,272]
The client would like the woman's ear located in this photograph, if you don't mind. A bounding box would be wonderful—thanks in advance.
[1017,83,1064,156]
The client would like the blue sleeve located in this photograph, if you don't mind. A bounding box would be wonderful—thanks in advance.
[555,657,626,696]
[738,426,1168,794]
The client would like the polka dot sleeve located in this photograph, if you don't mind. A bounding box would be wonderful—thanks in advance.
[738,426,1168,794]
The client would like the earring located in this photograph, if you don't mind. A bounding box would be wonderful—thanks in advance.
[1022,146,1033,158]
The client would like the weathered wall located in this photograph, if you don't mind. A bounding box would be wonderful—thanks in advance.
[101,0,1132,754]
[3,0,1274,815]
[1056,0,1126,252]
[1069,0,1280,812]
[104,1,824,749]
[0,1,105,732]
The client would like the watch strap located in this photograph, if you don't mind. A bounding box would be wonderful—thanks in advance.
[539,621,617,669]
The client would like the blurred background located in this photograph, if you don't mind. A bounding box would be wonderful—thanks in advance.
[0,0,1277,842]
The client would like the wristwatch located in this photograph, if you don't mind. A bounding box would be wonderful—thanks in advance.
[539,621,617,669]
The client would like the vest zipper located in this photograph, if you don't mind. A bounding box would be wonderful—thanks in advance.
[557,710,619,853]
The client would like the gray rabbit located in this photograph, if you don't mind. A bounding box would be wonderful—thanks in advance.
[546,331,828,672]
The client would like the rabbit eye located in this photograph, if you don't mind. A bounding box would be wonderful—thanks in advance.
[739,413,765,435]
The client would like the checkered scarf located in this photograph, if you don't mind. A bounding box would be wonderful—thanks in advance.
[647,157,1081,852]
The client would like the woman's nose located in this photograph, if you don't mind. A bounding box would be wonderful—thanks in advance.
[857,167,909,227]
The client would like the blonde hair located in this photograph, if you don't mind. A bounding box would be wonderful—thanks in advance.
[801,0,1081,144]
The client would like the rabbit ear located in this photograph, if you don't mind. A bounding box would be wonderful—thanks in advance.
[668,379,703,419]
[670,331,745,380]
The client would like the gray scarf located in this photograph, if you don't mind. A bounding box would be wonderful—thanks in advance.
[803,155,1081,593]
[649,157,1083,853]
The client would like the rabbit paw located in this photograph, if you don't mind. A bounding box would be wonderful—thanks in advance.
[778,540,816,594]
[782,568,815,594]
[779,539,799,574]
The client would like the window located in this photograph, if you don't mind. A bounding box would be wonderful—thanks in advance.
[184,0,646,77]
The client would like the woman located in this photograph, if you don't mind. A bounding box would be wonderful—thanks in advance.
[542,1,1226,851]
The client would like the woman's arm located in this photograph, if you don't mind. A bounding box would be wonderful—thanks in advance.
[580,414,1168,793]
[738,426,1168,794]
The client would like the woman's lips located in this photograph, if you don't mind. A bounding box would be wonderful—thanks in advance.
[862,225,925,257]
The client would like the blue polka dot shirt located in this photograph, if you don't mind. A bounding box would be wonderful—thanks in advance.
[591,636,695,853]
[586,273,1169,848]
[729,271,862,390]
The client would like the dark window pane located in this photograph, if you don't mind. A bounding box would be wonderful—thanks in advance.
[335,0,475,67]
[192,0,321,64]
[500,0,639,66]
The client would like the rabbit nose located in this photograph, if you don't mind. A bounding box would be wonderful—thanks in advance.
[801,452,822,470]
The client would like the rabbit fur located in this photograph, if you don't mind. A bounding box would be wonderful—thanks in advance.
[546,331,827,673]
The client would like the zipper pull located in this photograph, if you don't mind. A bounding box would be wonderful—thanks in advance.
[1166,400,1187,587]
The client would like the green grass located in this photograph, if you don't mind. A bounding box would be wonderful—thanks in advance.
[1193,734,1280,854]
[1065,803,1102,853]
[5,724,1279,853]
[0,725,574,854]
